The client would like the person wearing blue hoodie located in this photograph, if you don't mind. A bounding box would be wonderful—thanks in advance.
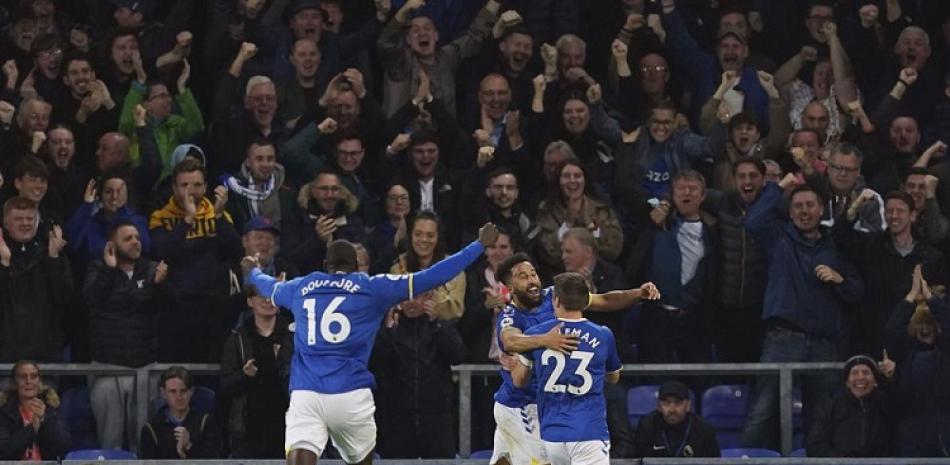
[65,172,151,265]
[739,175,864,450]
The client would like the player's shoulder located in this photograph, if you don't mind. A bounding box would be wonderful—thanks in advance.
[498,305,522,329]
[524,318,558,336]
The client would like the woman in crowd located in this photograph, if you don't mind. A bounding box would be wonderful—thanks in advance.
[389,211,466,320]
[534,159,623,277]
[367,181,414,274]
[0,361,69,461]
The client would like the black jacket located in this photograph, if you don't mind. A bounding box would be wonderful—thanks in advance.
[806,387,896,457]
[460,260,497,363]
[706,190,767,311]
[885,297,950,455]
[584,259,634,362]
[0,392,69,460]
[219,315,293,448]
[394,165,465,251]
[0,234,73,362]
[459,164,535,249]
[83,259,166,367]
[139,407,224,459]
[633,411,720,458]
[835,224,949,354]
[372,317,466,416]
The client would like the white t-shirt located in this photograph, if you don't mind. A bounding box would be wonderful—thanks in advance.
[678,220,705,285]
[419,178,435,211]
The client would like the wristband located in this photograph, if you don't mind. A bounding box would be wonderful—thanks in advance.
[898,79,911,87]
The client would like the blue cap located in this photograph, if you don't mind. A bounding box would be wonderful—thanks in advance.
[243,216,280,235]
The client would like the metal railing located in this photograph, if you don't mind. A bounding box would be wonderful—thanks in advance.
[10,362,897,460]
[1,363,221,443]
[452,363,844,458]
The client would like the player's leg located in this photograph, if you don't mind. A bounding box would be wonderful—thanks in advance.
[564,441,610,465]
[492,402,548,465]
[541,441,569,465]
[287,449,318,465]
[489,402,518,465]
[285,391,330,465]
[325,388,378,465]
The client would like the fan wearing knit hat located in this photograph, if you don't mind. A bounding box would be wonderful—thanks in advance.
[804,354,896,456]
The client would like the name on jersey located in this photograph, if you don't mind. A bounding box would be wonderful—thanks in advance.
[300,278,361,296]
[562,327,601,349]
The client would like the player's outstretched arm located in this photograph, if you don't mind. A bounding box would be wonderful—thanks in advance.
[500,323,578,354]
[242,254,291,308]
[588,282,661,312]
[375,224,499,306]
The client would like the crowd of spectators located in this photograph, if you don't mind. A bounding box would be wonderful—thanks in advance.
[0,0,948,460]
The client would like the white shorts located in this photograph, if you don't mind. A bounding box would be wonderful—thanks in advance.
[285,389,376,463]
[542,440,610,465]
[489,403,547,465]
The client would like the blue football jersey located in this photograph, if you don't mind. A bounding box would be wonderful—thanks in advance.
[523,318,620,442]
[249,240,484,394]
[493,287,555,408]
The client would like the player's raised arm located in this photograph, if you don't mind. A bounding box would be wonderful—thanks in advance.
[372,223,500,307]
[588,282,661,312]
[243,254,294,308]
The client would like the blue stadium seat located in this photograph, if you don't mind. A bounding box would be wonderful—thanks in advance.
[65,449,136,460]
[790,448,807,457]
[627,384,696,427]
[153,385,216,414]
[470,449,493,459]
[700,384,748,449]
[720,448,782,458]
[60,386,99,451]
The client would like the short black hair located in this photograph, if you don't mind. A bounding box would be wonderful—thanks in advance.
[500,26,533,41]
[554,272,590,311]
[732,158,766,176]
[409,125,440,148]
[497,252,535,285]
[30,33,61,57]
[789,185,823,204]
[728,112,760,133]
[885,190,916,212]
[107,219,140,240]
[15,155,49,180]
[906,167,929,178]
[325,239,358,273]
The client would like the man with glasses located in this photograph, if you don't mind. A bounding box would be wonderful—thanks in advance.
[28,33,65,101]
[330,132,379,226]
[284,169,366,273]
[619,100,714,208]
[117,48,204,181]
[805,143,886,233]
[211,42,286,176]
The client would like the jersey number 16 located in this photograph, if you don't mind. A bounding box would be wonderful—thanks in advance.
[302,297,351,345]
